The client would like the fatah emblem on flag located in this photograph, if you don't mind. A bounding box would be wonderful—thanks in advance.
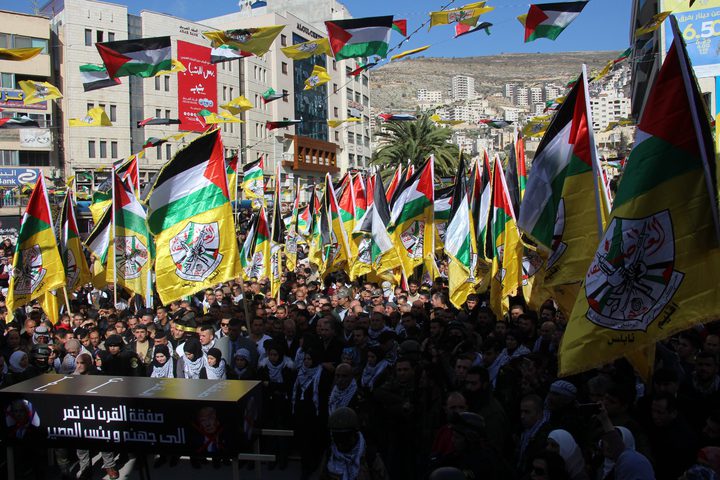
[585,211,684,331]
[546,199,568,270]
[494,244,506,282]
[115,236,149,280]
[64,248,80,289]
[357,237,372,266]
[169,222,223,281]
[298,43,319,53]
[227,30,253,44]
[448,10,473,23]
[13,245,46,296]
[521,251,543,287]
[400,220,425,259]
[33,83,50,99]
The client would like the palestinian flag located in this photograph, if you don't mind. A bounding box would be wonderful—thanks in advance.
[560,17,720,377]
[242,157,264,200]
[239,212,258,280]
[298,203,311,237]
[85,203,112,265]
[353,173,401,277]
[143,137,167,149]
[349,62,377,77]
[80,64,121,92]
[322,173,352,275]
[0,117,39,128]
[226,154,239,202]
[249,207,271,281]
[285,179,301,271]
[389,157,435,277]
[445,157,478,308]
[96,36,175,78]
[325,16,394,61]
[337,174,356,238]
[489,160,523,317]
[146,130,240,303]
[262,87,288,103]
[112,173,152,297]
[307,187,324,270]
[480,119,512,128]
[0,47,43,61]
[7,174,66,311]
[517,134,528,200]
[59,193,91,292]
[434,185,454,249]
[211,45,252,64]
[470,152,493,259]
[267,120,301,130]
[517,69,609,288]
[505,135,522,216]
[455,21,493,37]
[379,113,416,122]
[114,152,141,194]
[385,165,404,204]
[89,187,112,225]
[392,19,407,36]
[524,1,588,42]
[137,117,181,127]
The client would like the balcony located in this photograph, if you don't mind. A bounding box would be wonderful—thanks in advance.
[282,135,339,174]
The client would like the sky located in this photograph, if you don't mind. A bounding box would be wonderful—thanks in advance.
[16,0,632,57]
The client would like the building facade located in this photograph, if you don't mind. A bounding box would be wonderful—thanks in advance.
[451,74,475,101]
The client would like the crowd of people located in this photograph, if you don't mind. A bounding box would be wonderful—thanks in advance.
[0,232,720,480]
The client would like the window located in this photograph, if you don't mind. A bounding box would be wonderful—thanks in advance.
[334,107,339,117]
[229,87,233,98]
[155,108,161,118]
[0,73,13,88]
[96,30,103,43]
[254,66,258,79]
[335,131,339,142]
[14,36,31,49]
[228,62,232,72]
[164,76,170,91]
[223,86,227,101]
[85,29,92,46]
[31,38,48,54]
[355,92,361,103]
[345,66,352,77]
[362,75,368,87]
[348,132,354,144]
[165,109,170,119]
[108,32,115,42]
[333,60,337,71]
[156,145,162,160]
[88,141,96,159]
[99,141,107,158]
[281,34,287,46]
[363,95,369,106]
[165,144,171,161]
[99,103,106,112]
[0,150,19,166]
[111,141,118,159]
[333,83,338,94]
[282,62,288,74]
[154,76,160,91]
[109,105,117,122]
[349,153,355,164]
[87,102,94,111]
[282,89,288,102]
[364,135,370,147]
[0,33,9,49]
[346,89,353,100]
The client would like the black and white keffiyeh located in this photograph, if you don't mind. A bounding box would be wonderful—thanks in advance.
[327,432,366,480]
[328,379,358,414]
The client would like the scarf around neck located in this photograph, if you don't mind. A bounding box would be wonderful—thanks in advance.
[292,365,322,414]
[183,354,205,379]
[328,379,358,414]
[361,359,388,390]
[151,359,174,378]
[260,355,294,383]
[327,432,366,480]
[205,358,226,379]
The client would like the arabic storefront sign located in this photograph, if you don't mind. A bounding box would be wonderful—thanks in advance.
[0,88,48,111]
[18,129,52,149]
[0,375,262,456]
[0,168,40,187]
[177,40,217,132]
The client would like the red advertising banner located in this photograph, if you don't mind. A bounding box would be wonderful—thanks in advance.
[177,40,217,132]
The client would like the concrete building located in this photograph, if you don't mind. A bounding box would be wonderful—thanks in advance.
[529,86,543,105]
[416,89,443,106]
[451,74,475,101]
[502,106,524,122]
[590,92,631,131]
[0,10,57,219]
[515,86,529,107]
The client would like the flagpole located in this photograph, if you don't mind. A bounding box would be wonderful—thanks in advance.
[62,287,72,315]
[111,172,117,308]
[582,64,606,239]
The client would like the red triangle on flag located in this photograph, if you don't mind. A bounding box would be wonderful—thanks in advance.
[525,4,550,42]
[203,131,230,198]
[96,43,132,78]
[325,21,353,55]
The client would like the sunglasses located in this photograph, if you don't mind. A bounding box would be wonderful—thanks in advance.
[221,322,230,327]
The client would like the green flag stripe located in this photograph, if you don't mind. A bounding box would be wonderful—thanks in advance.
[148,184,227,234]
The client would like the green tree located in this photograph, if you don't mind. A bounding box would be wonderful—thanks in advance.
[371,114,460,178]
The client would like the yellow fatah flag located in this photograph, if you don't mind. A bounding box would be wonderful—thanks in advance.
[430,2,494,29]
[304,65,331,90]
[221,96,253,114]
[0,47,43,61]
[559,29,720,377]
[430,114,464,125]
[19,80,62,105]
[635,11,672,37]
[40,290,61,326]
[281,38,332,60]
[59,193,92,292]
[154,59,186,76]
[522,115,552,138]
[7,174,66,312]
[202,110,243,124]
[517,14,528,27]
[328,118,361,128]
[390,45,431,61]
[146,130,240,303]
[69,107,113,127]
[203,26,285,57]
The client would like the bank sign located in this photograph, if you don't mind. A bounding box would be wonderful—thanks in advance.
[0,168,41,187]
[663,0,720,77]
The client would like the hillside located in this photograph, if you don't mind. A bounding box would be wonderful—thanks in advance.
[370,51,619,111]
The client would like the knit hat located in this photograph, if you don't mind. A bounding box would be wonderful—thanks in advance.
[549,380,577,398]
[207,347,222,362]
[104,334,124,347]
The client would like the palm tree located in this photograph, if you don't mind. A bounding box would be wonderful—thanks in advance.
[371,114,460,178]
